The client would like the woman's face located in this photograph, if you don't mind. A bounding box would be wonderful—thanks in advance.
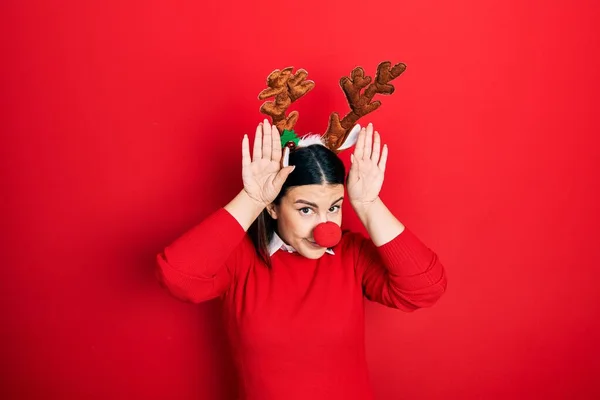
[267,183,345,259]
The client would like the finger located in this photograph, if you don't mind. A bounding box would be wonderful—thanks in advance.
[262,118,271,134]
[273,165,295,189]
[353,127,366,160]
[253,122,263,162]
[363,123,373,160]
[282,146,290,167]
[379,144,388,173]
[348,154,359,184]
[271,123,281,162]
[242,134,251,168]
[349,153,358,172]
[262,119,272,161]
[372,131,381,162]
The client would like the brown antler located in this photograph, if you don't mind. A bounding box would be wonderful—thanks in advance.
[258,67,315,133]
[322,61,406,152]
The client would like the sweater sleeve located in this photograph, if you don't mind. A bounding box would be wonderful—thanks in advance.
[155,207,252,303]
[353,227,447,312]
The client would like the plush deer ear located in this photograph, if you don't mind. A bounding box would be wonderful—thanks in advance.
[336,124,361,151]
[298,133,326,148]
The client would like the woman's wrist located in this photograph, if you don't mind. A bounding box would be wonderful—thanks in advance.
[350,197,381,224]
[224,189,267,231]
[352,197,405,246]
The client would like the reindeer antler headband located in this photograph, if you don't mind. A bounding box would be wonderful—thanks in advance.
[258,61,406,166]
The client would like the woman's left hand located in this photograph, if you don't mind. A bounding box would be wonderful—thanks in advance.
[347,123,388,211]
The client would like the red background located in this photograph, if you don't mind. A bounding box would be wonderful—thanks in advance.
[2,0,599,399]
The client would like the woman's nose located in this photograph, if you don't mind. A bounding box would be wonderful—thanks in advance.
[318,212,332,223]
[313,221,342,248]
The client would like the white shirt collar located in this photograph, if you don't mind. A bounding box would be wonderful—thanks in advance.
[268,231,335,256]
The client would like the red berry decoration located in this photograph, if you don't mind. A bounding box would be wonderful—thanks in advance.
[313,222,342,248]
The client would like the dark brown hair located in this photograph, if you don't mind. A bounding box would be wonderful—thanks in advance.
[248,144,346,267]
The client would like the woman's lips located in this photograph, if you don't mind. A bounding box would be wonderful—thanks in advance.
[305,239,321,248]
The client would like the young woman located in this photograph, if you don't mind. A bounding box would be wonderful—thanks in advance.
[156,119,447,400]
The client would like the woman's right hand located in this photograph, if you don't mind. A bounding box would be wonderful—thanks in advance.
[241,119,295,206]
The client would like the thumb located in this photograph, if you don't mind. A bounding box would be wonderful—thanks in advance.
[273,165,295,189]
[348,154,358,176]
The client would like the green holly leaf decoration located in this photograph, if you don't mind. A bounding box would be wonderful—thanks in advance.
[280,129,300,147]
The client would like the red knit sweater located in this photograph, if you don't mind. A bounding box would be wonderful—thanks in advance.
[156,207,447,400]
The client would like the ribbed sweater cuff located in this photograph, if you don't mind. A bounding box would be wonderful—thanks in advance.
[164,207,247,275]
[376,227,437,277]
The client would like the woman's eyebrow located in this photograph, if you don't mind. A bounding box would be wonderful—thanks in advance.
[295,199,318,208]
[294,197,344,208]
[331,197,344,206]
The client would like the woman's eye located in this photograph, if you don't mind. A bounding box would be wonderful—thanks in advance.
[299,207,313,215]
[329,205,341,213]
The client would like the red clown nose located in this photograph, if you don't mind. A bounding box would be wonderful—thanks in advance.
[313,221,342,248]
